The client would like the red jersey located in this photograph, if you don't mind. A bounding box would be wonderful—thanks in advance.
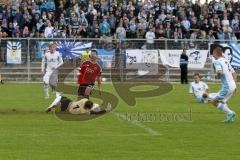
[77,61,102,85]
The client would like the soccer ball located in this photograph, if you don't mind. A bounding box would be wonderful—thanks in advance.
[102,78,107,82]
[82,52,90,62]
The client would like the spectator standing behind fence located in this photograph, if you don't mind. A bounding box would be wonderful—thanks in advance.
[44,21,54,38]
[116,22,126,41]
[180,48,189,84]
[145,28,155,49]
[100,17,110,35]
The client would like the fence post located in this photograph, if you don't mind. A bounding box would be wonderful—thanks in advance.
[27,38,31,82]
[73,57,76,82]
[164,39,168,49]
[165,39,170,82]
[120,39,124,82]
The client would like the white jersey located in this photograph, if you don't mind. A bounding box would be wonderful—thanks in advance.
[145,31,155,44]
[213,57,236,91]
[41,51,63,73]
[189,81,208,98]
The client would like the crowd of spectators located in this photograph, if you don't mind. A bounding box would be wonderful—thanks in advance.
[0,0,240,42]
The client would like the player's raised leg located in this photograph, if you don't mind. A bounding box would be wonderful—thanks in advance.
[211,91,236,123]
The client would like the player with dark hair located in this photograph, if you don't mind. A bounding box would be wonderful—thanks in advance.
[45,92,112,115]
[77,50,102,100]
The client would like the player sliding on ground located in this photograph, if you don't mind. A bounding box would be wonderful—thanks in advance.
[211,47,237,123]
[189,73,216,103]
[41,42,63,99]
[44,92,112,115]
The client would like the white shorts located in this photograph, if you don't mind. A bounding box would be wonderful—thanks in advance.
[43,71,58,86]
[214,88,235,103]
[208,93,217,100]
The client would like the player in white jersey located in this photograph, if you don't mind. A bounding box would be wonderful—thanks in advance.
[189,73,216,103]
[212,47,237,123]
[41,42,63,99]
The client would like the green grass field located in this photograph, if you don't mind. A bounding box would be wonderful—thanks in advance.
[0,83,239,160]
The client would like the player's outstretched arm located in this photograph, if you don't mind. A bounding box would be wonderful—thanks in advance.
[213,61,222,79]
[90,103,112,115]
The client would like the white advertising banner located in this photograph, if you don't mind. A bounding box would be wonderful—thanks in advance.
[160,49,208,68]
[209,43,240,69]
[126,50,159,75]
[7,41,22,64]
[159,50,180,68]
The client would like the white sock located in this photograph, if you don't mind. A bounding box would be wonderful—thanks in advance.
[44,84,49,96]
[48,93,62,109]
[217,103,233,114]
[56,92,61,97]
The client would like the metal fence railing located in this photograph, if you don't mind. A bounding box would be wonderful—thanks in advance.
[0,38,238,82]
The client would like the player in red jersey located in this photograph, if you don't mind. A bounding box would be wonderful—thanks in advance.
[77,50,102,100]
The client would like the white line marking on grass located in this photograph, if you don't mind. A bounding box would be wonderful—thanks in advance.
[14,133,152,137]
[113,112,161,136]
